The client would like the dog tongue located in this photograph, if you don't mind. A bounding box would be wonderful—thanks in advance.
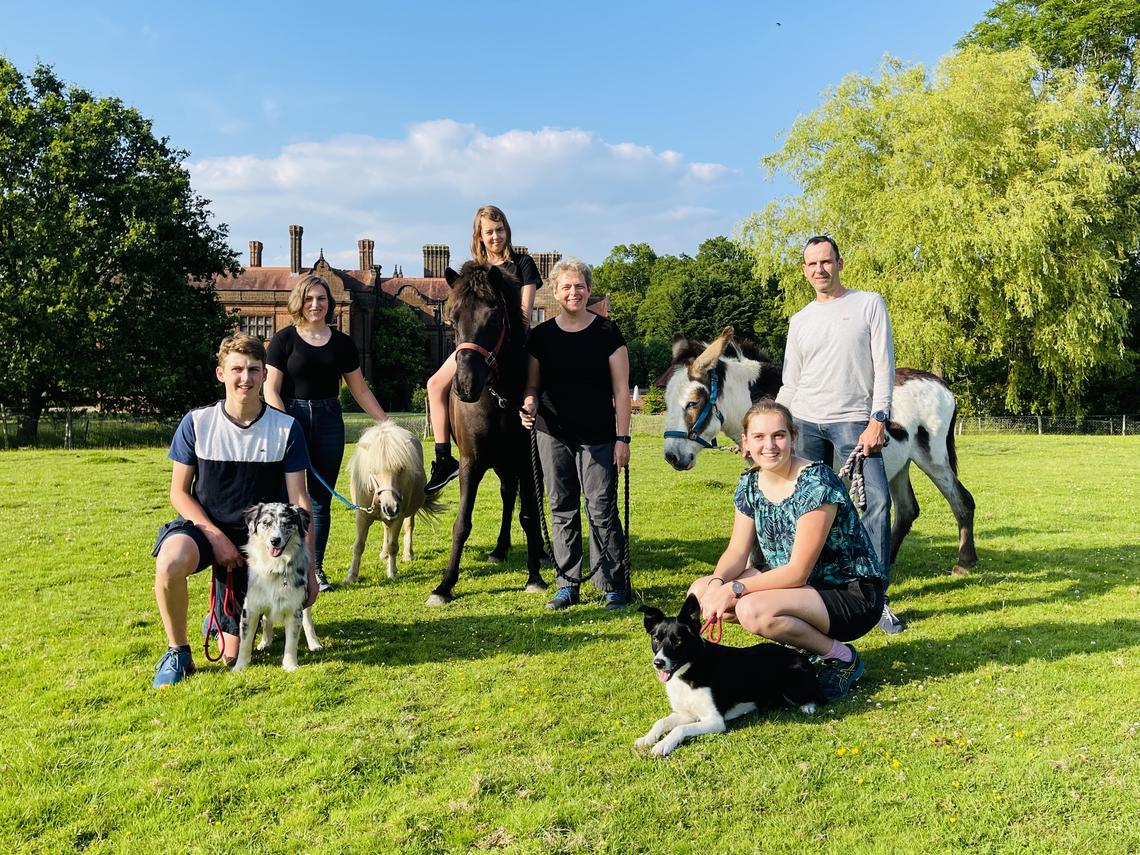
[270,546,283,557]
[656,669,670,683]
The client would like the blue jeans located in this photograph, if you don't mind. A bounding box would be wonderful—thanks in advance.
[794,419,892,588]
[286,398,345,572]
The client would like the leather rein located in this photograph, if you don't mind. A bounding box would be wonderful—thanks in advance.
[453,291,513,409]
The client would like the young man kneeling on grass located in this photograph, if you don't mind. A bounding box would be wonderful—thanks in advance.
[150,333,318,688]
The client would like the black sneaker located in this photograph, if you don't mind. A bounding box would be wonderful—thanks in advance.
[314,567,333,593]
[877,599,906,634]
[425,456,460,494]
[816,645,865,702]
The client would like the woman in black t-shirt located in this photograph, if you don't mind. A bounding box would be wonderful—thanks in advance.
[520,258,631,610]
[265,273,388,590]
[424,205,543,493]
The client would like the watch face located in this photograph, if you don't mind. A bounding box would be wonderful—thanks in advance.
[731,581,745,596]
[872,410,888,422]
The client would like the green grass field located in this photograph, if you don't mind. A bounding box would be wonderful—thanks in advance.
[2,435,1139,853]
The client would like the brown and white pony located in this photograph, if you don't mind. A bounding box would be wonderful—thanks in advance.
[662,328,977,574]
[344,420,444,583]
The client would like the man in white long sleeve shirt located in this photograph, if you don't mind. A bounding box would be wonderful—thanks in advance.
[775,235,905,634]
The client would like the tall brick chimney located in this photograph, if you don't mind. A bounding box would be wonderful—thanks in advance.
[423,243,451,277]
[358,238,375,271]
[534,251,562,282]
[289,225,303,274]
[249,240,263,268]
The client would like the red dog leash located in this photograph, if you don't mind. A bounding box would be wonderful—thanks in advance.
[203,566,238,663]
[700,615,723,644]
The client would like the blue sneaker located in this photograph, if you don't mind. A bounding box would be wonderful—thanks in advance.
[604,590,630,610]
[816,645,865,702]
[152,646,196,689]
[545,586,580,610]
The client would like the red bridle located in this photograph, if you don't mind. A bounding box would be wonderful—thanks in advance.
[453,294,510,376]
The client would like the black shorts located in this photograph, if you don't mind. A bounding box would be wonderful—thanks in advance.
[152,518,248,636]
[815,578,885,642]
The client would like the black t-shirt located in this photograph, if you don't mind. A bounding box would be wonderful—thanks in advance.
[266,325,360,400]
[527,315,626,446]
[504,253,542,289]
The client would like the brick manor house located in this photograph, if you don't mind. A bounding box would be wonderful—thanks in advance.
[208,225,564,386]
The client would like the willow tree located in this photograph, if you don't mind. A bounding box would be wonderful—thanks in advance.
[739,47,1139,413]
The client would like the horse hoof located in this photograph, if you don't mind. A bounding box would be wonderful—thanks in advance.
[425,593,451,607]
[487,550,508,564]
[524,580,548,593]
[949,565,971,577]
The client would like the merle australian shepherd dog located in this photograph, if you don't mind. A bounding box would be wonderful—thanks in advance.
[636,595,824,757]
[232,502,322,673]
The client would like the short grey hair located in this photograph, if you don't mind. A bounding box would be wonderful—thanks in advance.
[547,256,593,290]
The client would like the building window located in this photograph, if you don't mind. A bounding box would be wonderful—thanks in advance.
[531,308,545,324]
[240,315,274,340]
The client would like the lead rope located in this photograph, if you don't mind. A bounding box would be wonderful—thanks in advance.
[839,447,867,511]
[528,429,556,564]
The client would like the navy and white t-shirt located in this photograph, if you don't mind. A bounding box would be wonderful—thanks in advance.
[168,401,310,545]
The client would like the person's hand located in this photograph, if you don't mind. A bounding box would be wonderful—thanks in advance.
[519,397,537,430]
[701,580,738,623]
[857,420,886,455]
[614,440,630,469]
[205,528,244,571]
[304,572,319,609]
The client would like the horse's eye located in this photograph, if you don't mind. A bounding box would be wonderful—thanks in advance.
[685,401,700,410]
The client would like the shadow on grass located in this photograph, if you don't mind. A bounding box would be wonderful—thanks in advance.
[862,617,1140,694]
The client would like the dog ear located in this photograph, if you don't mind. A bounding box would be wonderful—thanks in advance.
[444,267,460,287]
[295,505,311,536]
[243,504,262,533]
[637,604,665,633]
[679,593,702,630]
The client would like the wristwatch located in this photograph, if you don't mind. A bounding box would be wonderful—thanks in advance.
[615,435,631,444]
[731,580,745,597]
[871,410,889,423]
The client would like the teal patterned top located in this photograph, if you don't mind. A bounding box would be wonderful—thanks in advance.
[733,461,886,588]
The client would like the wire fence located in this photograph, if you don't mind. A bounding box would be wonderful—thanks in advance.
[1,409,1137,450]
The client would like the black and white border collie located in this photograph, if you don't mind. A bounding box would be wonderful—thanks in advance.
[233,503,322,672]
[636,594,824,757]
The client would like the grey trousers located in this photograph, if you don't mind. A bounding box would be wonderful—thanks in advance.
[536,431,628,592]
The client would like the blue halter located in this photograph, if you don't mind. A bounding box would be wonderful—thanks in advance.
[663,368,724,449]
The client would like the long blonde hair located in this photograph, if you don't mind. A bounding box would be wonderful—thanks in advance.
[470,205,514,264]
[287,274,336,326]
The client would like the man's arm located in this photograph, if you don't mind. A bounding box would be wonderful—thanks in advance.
[775,318,800,409]
[286,469,319,608]
[609,346,632,469]
[858,294,896,454]
[169,461,244,569]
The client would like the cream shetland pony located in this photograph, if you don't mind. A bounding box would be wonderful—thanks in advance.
[345,421,444,582]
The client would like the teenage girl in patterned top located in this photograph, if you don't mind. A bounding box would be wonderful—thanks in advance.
[688,398,887,701]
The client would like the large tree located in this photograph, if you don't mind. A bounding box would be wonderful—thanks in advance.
[739,47,1139,413]
[371,301,427,411]
[961,1,1140,411]
[0,58,239,443]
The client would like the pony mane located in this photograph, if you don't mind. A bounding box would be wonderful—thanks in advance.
[670,335,773,368]
[446,261,525,340]
[349,421,423,504]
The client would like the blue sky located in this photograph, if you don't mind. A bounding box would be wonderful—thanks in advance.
[3,0,991,275]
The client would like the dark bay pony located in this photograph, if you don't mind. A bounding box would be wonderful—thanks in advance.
[426,262,548,605]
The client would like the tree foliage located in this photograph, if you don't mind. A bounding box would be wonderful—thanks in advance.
[593,237,786,386]
[739,47,1139,413]
[960,1,1140,412]
[371,301,426,411]
[0,58,240,443]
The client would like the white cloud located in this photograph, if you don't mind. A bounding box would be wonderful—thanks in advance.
[188,120,742,273]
